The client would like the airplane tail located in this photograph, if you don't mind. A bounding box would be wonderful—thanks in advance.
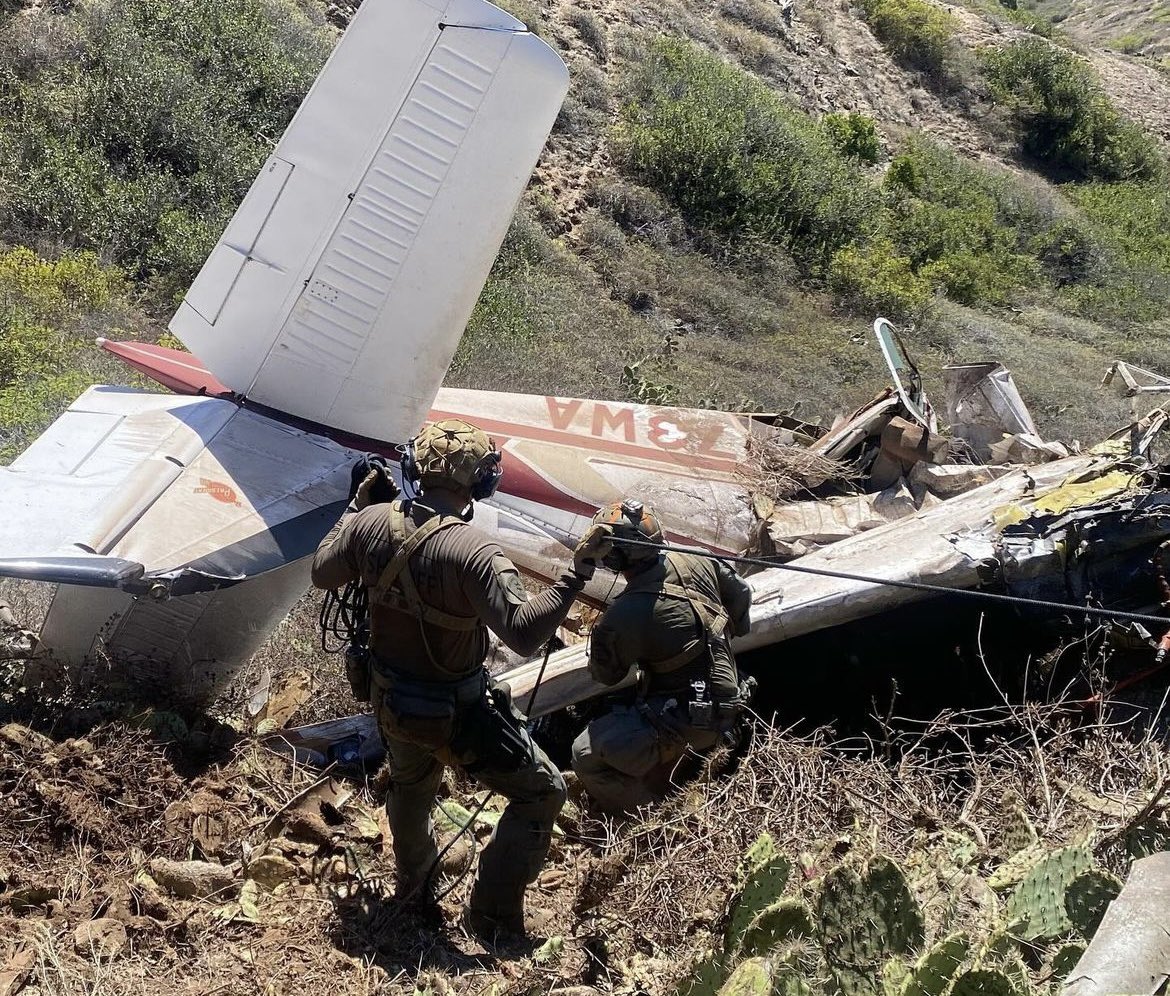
[170,0,569,443]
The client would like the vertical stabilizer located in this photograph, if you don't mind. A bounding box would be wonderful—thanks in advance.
[170,0,568,442]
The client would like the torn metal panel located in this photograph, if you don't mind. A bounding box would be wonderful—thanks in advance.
[1062,852,1170,996]
[908,463,1011,502]
[943,362,1038,457]
[986,433,1069,466]
[758,481,918,559]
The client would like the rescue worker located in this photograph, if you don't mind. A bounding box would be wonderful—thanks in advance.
[311,418,609,941]
[571,499,753,813]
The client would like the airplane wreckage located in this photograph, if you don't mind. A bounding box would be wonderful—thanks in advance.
[3,0,1170,758]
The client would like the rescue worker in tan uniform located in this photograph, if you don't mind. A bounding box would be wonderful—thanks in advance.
[571,499,753,813]
[311,418,608,940]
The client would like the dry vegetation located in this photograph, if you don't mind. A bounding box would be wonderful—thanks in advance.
[1,595,1168,996]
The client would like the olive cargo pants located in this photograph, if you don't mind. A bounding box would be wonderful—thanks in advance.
[570,699,718,813]
[382,727,566,919]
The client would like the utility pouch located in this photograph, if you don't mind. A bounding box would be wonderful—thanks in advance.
[688,679,714,729]
[344,644,372,702]
[688,699,715,729]
[453,685,532,774]
[381,680,458,750]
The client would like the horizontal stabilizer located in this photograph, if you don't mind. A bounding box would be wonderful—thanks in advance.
[0,557,145,588]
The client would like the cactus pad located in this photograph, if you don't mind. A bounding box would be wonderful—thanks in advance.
[725,847,790,955]
[818,856,924,996]
[883,957,911,995]
[739,898,813,956]
[771,967,814,996]
[999,793,1038,856]
[831,964,880,996]
[1126,817,1170,859]
[678,950,727,996]
[866,857,926,953]
[901,933,969,996]
[1064,869,1121,939]
[987,844,1046,892]
[1003,845,1092,942]
[948,970,1018,996]
[1050,943,1085,981]
[717,957,772,996]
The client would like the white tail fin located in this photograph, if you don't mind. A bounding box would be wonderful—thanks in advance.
[170,0,568,442]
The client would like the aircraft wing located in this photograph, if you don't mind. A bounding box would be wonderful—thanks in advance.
[170,0,569,444]
[0,387,355,593]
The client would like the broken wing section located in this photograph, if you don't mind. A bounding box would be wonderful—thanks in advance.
[169,0,569,443]
[0,388,238,584]
[2,388,361,705]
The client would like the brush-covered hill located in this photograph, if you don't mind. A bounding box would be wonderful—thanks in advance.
[4,3,1170,994]
[2,0,1170,456]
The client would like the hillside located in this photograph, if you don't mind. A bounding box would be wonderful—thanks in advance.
[4,0,1170,993]
[3,0,1170,453]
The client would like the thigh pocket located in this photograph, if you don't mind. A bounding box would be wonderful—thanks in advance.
[593,709,663,778]
[380,686,456,750]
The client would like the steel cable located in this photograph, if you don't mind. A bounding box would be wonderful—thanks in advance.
[611,536,1170,630]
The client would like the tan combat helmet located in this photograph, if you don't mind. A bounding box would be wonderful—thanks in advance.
[592,498,664,570]
[403,418,503,500]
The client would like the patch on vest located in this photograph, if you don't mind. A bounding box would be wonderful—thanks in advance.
[493,556,529,605]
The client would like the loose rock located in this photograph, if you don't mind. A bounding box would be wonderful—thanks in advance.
[149,858,235,899]
[73,918,128,958]
[246,854,299,891]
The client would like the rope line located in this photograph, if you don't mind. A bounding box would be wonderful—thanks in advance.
[612,536,1170,630]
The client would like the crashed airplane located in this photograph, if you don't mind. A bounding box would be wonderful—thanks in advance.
[2,0,1170,729]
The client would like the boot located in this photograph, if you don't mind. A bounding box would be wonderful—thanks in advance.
[463,903,553,945]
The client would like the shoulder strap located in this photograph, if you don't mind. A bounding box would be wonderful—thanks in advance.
[371,504,479,632]
[621,554,731,672]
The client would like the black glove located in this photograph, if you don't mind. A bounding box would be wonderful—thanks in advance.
[349,454,399,509]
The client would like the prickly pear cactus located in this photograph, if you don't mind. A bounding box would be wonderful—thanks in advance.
[1064,869,1121,939]
[717,957,773,996]
[772,966,814,996]
[726,834,791,953]
[740,898,813,956]
[883,957,911,996]
[987,844,1046,892]
[867,857,926,953]
[901,933,970,996]
[818,856,924,996]
[999,793,1038,857]
[678,949,727,996]
[1003,845,1092,942]
[1126,817,1170,858]
[948,969,1018,996]
[1049,943,1085,981]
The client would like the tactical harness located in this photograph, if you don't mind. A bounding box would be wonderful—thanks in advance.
[617,553,747,731]
[371,503,478,670]
[367,501,531,770]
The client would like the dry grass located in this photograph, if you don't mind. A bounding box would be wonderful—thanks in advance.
[738,432,861,505]
[2,598,1167,995]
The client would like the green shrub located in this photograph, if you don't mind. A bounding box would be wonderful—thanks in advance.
[617,38,878,273]
[1059,181,1170,320]
[821,112,882,165]
[856,0,960,84]
[880,139,1042,305]
[829,238,931,319]
[0,0,333,302]
[981,39,1164,182]
[0,247,131,459]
